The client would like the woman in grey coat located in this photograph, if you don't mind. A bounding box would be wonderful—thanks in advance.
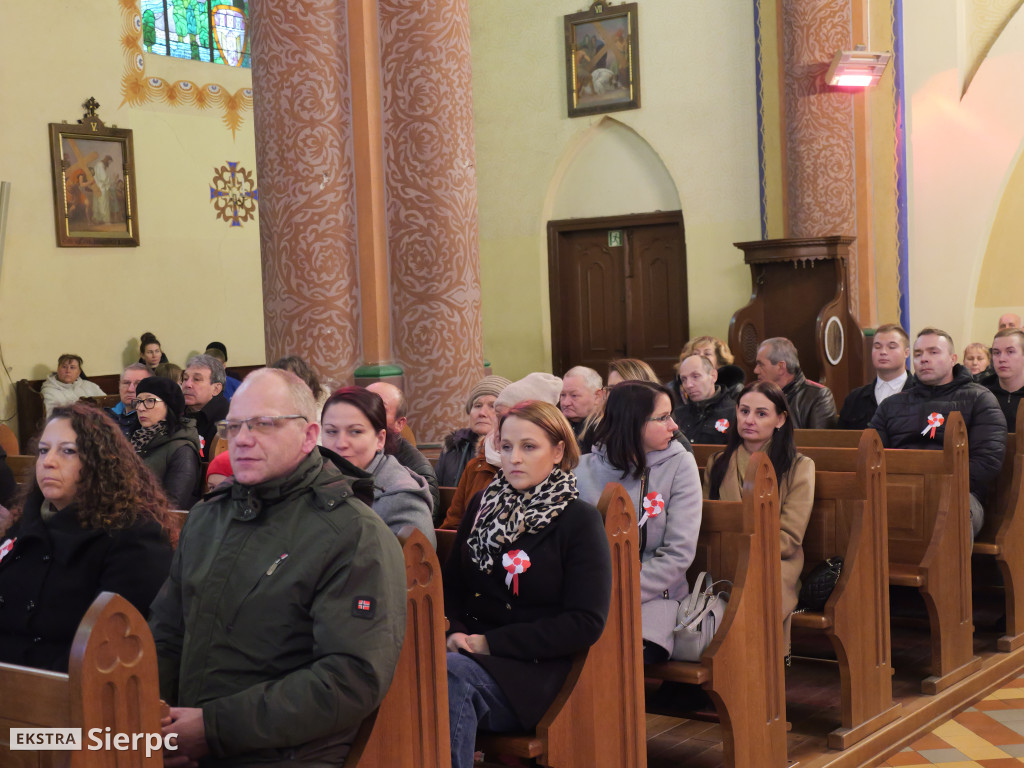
[320,387,436,547]
[574,381,702,662]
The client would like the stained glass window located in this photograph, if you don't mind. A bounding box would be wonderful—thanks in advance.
[140,0,250,68]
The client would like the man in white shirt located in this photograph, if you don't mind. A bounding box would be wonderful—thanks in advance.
[838,323,913,429]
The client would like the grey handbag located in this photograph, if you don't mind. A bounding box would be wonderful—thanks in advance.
[671,571,730,662]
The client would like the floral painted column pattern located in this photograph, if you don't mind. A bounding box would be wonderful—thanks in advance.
[782,0,860,316]
[378,0,484,442]
[249,0,360,388]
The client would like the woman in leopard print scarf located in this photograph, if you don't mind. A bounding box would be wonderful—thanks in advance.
[442,400,612,768]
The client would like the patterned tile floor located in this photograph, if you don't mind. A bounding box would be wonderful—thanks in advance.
[880,677,1024,766]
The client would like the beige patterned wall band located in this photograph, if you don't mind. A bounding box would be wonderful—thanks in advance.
[119,0,253,137]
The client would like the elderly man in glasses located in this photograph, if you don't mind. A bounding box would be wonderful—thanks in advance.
[150,368,406,767]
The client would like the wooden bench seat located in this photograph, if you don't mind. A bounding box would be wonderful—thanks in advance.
[973,400,1024,651]
[644,452,787,768]
[797,413,980,695]
[0,591,164,767]
[793,430,900,748]
[348,527,451,768]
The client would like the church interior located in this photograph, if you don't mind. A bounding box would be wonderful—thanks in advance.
[4,0,1024,766]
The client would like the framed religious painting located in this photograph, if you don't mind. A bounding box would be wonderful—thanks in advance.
[49,105,140,247]
[564,1,641,118]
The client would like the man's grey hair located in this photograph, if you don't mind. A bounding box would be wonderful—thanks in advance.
[122,362,150,376]
[563,365,603,391]
[238,368,317,422]
[758,337,802,376]
[186,354,227,386]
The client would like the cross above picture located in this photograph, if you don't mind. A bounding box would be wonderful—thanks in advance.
[49,99,140,247]
[564,1,641,118]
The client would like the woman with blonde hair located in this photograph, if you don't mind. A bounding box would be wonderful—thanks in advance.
[40,353,105,417]
[963,342,991,380]
[443,400,610,768]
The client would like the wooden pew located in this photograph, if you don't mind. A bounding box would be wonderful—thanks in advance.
[0,592,164,767]
[348,527,451,768]
[645,452,788,768]
[973,399,1024,651]
[7,454,34,487]
[796,413,980,694]
[794,430,900,748]
[696,435,898,748]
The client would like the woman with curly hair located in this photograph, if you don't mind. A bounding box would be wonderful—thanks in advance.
[0,402,173,671]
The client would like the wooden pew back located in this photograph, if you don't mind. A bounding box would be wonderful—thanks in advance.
[7,454,34,487]
[0,592,163,767]
[646,453,787,768]
[348,527,450,768]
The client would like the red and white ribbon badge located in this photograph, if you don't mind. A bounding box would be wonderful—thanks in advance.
[920,412,945,438]
[715,418,730,433]
[639,492,665,528]
[502,549,531,595]
[0,538,16,563]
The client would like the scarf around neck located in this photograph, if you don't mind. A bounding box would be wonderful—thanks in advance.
[130,422,167,453]
[467,467,578,574]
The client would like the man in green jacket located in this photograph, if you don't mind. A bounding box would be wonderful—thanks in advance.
[150,368,406,766]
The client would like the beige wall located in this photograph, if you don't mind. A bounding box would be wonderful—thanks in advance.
[469,0,761,380]
[0,0,262,439]
[903,0,1024,349]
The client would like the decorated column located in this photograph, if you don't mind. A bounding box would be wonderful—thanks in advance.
[378,0,485,442]
[249,0,361,386]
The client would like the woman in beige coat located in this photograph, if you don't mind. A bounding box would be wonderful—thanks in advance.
[703,381,814,659]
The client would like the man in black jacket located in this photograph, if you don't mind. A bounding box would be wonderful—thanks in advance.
[754,337,838,429]
[671,354,736,444]
[987,328,1024,431]
[869,327,1006,537]
[839,323,914,429]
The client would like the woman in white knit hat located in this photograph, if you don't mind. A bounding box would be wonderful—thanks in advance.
[439,372,562,529]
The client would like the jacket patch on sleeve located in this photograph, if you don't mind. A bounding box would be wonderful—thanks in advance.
[352,596,376,619]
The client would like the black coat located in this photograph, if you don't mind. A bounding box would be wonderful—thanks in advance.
[189,394,229,459]
[838,375,915,430]
[443,491,611,728]
[436,428,480,489]
[0,493,172,671]
[869,365,1007,498]
[783,372,838,429]
[136,422,203,510]
[986,380,1024,432]
[672,386,736,445]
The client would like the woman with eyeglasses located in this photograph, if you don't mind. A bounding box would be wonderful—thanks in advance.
[128,377,203,510]
[705,380,814,659]
[574,380,702,663]
[320,387,435,547]
[0,402,172,671]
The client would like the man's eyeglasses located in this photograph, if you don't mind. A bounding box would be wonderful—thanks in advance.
[131,397,163,411]
[647,413,675,423]
[216,415,308,439]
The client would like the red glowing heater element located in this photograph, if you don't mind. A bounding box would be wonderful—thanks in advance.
[826,47,892,88]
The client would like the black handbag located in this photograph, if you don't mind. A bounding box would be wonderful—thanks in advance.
[797,557,843,612]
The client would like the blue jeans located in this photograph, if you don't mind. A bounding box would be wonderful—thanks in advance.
[447,652,522,768]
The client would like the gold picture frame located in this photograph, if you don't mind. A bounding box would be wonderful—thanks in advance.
[49,106,140,247]
[565,1,641,119]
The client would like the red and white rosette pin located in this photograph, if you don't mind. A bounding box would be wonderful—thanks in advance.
[0,538,15,563]
[920,412,945,438]
[502,549,531,595]
[715,418,730,433]
[639,492,665,528]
